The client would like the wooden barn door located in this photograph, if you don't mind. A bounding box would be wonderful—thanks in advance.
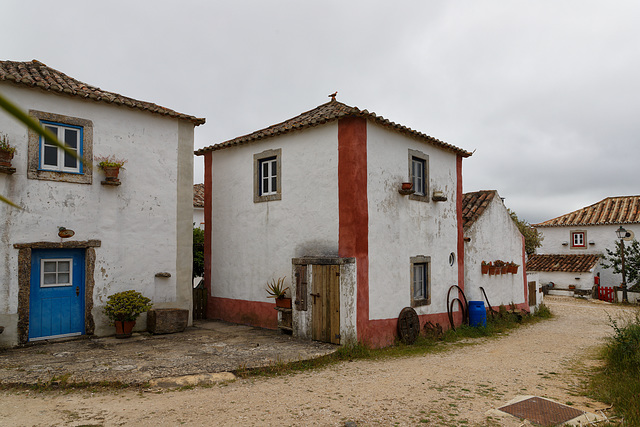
[528,281,537,306]
[311,264,340,344]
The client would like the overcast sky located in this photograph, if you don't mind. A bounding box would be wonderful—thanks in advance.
[4,1,639,224]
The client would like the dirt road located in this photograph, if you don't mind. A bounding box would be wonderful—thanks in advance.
[0,296,634,426]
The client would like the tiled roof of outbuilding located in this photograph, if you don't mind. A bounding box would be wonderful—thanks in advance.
[0,59,205,125]
[534,196,640,227]
[526,254,601,272]
[193,183,205,208]
[462,190,497,230]
[195,98,471,157]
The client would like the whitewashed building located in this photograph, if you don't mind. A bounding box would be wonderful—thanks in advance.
[530,196,640,293]
[0,60,204,347]
[461,190,539,309]
[198,96,512,348]
[193,183,205,230]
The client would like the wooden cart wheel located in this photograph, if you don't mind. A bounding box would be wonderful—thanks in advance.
[397,307,419,344]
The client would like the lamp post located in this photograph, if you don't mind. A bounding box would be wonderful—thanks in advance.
[616,226,629,303]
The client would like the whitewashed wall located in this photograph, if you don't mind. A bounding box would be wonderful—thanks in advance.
[536,224,640,287]
[193,206,205,229]
[210,124,340,303]
[463,194,526,307]
[0,85,194,346]
[366,123,460,320]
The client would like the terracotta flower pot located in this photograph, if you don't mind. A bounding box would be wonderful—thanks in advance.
[114,320,136,338]
[501,266,508,275]
[401,182,413,190]
[481,264,489,274]
[488,266,497,275]
[0,149,13,167]
[276,297,292,309]
[103,166,121,182]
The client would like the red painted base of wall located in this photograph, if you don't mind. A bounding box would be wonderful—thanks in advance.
[361,311,463,348]
[207,297,278,329]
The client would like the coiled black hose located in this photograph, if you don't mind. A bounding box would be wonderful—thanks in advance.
[446,285,469,331]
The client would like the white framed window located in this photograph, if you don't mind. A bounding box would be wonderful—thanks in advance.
[40,258,73,287]
[408,149,429,202]
[254,148,282,203]
[571,231,586,249]
[260,157,277,196]
[40,121,83,173]
[410,255,431,307]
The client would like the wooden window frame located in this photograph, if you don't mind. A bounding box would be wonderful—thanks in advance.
[253,148,282,203]
[410,255,431,307]
[408,149,429,202]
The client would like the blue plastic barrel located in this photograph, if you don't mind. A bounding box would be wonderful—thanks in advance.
[468,300,487,327]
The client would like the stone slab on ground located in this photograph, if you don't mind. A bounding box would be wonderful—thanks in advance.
[0,320,337,386]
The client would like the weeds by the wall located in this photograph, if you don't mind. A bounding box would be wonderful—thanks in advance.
[587,310,640,425]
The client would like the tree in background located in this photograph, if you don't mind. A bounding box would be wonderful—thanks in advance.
[602,239,640,292]
[508,209,544,256]
[193,225,205,279]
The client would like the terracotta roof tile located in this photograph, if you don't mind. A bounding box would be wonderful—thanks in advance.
[462,190,497,230]
[526,254,601,272]
[193,183,205,208]
[195,99,471,157]
[0,59,205,126]
[534,196,640,227]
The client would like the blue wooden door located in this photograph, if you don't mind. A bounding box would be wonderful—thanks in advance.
[29,249,85,341]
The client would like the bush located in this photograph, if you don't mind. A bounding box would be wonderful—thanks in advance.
[103,290,152,322]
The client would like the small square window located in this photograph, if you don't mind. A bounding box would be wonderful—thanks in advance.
[571,231,586,249]
[410,255,431,307]
[40,259,73,287]
[408,149,429,202]
[254,149,282,203]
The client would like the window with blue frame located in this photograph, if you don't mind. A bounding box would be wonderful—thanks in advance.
[40,121,83,173]
[27,110,93,184]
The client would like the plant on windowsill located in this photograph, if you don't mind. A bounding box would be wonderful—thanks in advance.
[104,290,153,338]
[266,277,291,309]
[399,182,414,196]
[96,155,127,185]
[0,133,16,169]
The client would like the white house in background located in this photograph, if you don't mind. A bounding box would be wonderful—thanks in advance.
[529,195,640,293]
[193,183,205,229]
[0,59,205,347]
[196,96,533,348]
[462,190,539,309]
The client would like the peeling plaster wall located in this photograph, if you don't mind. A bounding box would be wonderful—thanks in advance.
[0,84,194,346]
[463,194,526,307]
[365,123,460,320]
[210,124,340,303]
[536,224,639,288]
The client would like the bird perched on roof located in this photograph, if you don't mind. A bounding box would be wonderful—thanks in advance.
[328,91,338,101]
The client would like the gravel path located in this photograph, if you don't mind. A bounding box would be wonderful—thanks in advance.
[1,296,635,426]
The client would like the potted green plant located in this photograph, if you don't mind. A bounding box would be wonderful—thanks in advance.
[508,262,519,274]
[0,133,16,167]
[103,290,152,338]
[95,155,127,182]
[266,277,291,308]
[481,261,489,275]
[494,260,507,275]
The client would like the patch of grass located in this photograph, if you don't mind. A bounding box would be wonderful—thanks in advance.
[586,310,640,424]
[235,305,552,379]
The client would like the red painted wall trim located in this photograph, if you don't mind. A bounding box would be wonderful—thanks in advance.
[456,155,465,292]
[337,117,371,343]
[209,297,278,329]
[365,312,457,348]
[522,234,529,310]
[204,152,213,317]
